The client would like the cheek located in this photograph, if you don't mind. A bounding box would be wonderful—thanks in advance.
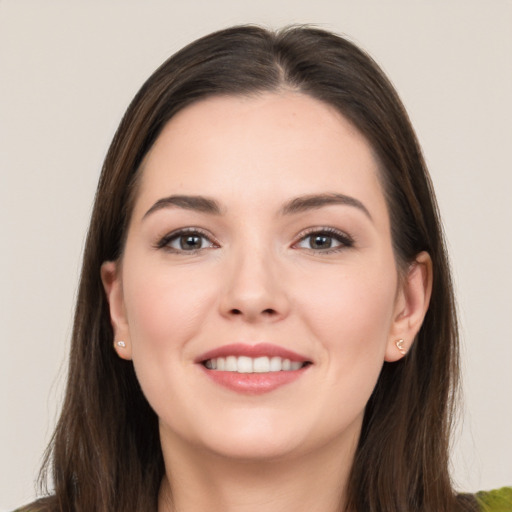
[298,259,397,369]
[122,261,218,356]
[120,260,221,431]
[297,262,397,429]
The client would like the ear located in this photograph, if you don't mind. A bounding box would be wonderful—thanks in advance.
[101,261,132,360]
[385,251,433,362]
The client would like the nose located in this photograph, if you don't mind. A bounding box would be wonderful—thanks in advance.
[219,246,291,323]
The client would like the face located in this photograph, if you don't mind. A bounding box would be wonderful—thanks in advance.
[102,92,430,463]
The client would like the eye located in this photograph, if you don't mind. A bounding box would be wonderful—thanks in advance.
[156,229,218,253]
[294,228,354,253]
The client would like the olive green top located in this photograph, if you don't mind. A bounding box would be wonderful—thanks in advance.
[476,487,512,511]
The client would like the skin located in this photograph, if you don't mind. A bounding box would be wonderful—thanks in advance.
[102,92,432,512]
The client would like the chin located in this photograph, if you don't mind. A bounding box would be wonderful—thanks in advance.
[199,432,304,462]
[162,409,311,462]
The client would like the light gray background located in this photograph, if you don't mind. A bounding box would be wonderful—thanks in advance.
[1,1,511,509]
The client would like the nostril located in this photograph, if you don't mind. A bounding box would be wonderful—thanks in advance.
[228,308,277,317]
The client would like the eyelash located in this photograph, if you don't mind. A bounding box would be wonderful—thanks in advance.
[292,227,355,254]
[154,227,355,255]
[154,227,218,254]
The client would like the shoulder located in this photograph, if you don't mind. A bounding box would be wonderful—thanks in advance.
[476,487,512,511]
[11,497,55,512]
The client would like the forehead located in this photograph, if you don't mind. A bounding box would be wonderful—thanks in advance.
[134,92,387,221]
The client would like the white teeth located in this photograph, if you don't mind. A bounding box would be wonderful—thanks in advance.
[253,356,270,373]
[225,356,237,372]
[237,356,253,373]
[269,356,282,372]
[204,355,306,373]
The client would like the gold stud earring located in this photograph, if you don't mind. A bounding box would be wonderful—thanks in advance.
[395,339,406,355]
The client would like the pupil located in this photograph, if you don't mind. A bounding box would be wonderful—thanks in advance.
[180,235,202,250]
[311,235,331,249]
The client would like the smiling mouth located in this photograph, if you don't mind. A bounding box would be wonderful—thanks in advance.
[197,344,312,393]
[203,356,310,373]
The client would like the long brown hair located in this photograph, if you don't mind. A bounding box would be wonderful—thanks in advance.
[23,25,477,512]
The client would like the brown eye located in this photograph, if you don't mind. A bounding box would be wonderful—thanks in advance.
[158,229,217,253]
[178,234,204,250]
[295,229,354,253]
[309,234,334,250]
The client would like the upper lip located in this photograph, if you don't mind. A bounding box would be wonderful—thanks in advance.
[195,343,311,364]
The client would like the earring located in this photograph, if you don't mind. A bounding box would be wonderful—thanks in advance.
[116,340,126,348]
[395,339,406,355]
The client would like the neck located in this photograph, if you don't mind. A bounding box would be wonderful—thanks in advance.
[157,421,360,512]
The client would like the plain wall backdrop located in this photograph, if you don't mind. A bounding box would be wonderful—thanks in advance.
[1,0,511,509]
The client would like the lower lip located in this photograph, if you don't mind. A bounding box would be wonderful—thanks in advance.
[199,366,309,394]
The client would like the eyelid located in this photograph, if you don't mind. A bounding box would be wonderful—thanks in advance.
[154,225,353,254]
[292,226,355,253]
[154,227,220,253]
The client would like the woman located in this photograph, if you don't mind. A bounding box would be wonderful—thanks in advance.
[17,25,510,512]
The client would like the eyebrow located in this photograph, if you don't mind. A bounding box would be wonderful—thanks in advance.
[280,193,372,220]
[143,195,223,219]
[142,192,372,221]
